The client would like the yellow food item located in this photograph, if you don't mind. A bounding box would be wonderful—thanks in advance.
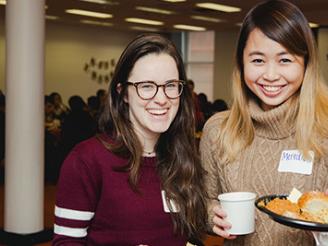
[298,191,328,223]
[265,191,328,224]
[266,198,300,216]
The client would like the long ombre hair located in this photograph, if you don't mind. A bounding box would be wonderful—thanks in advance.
[98,34,207,239]
[219,0,328,162]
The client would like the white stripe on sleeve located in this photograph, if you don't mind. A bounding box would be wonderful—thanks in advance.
[54,224,88,238]
[55,206,95,221]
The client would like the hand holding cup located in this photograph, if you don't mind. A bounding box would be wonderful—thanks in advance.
[217,192,256,236]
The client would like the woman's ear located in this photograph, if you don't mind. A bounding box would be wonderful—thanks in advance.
[117,83,128,103]
[116,83,122,94]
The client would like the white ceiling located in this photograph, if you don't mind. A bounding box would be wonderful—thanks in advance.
[2,0,328,33]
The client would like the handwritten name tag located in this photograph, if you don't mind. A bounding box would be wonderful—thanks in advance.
[161,190,179,213]
[278,150,314,175]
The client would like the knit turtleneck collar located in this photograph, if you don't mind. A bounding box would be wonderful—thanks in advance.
[249,98,297,139]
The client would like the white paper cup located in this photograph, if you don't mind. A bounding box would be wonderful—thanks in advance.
[218,192,256,235]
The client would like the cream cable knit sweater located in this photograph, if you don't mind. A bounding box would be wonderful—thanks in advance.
[200,99,328,246]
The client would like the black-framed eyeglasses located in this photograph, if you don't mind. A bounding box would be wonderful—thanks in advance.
[126,79,185,100]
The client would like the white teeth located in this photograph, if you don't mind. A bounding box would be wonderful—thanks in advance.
[262,85,281,92]
[148,109,167,115]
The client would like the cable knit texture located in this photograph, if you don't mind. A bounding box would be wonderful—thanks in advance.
[200,99,328,246]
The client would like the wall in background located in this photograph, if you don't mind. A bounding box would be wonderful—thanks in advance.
[186,31,215,101]
[213,30,238,105]
[45,22,139,104]
[0,21,139,104]
[318,27,328,84]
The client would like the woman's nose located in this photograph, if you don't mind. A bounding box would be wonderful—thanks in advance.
[263,63,280,81]
[153,86,168,104]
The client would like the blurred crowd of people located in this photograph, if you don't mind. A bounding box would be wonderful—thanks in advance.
[0,89,108,184]
[44,90,108,183]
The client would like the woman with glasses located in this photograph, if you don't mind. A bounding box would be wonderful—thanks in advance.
[53,34,208,245]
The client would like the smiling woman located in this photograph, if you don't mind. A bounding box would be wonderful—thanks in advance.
[243,29,305,111]
[200,0,328,245]
[124,53,181,137]
[53,33,208,246]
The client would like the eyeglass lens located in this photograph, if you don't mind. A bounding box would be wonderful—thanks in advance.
[136,80,183,99]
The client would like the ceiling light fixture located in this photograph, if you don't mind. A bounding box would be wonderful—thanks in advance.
[309,22,319,28]
[80,0,119,4]
[46,15,59,20]
[191,15,223,23]
[80,0,108,3]
[136,6,173,15]
[66,9,112,18]
[130,26,160,32]
[125,18,164,26]
[81,19,113,26]
[173,24,206,31]
[161,0,186,2]
[196,3,241,13]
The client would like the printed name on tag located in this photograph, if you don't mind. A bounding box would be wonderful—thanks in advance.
[161,190,179,213]
[278,149,314,175]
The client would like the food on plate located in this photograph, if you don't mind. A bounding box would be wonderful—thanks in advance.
[264,191,328,224]
[298,191,328,223]
[266,198,300,217]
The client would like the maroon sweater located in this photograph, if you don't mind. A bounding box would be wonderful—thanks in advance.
[53,136,187,246]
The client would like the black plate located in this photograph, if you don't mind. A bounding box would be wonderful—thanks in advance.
[255,195,328,232]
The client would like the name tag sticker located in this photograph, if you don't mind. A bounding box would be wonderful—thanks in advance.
[278,150,314,175]
[161,190,179,213]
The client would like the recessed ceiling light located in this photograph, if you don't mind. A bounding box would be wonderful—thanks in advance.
[46,15,59,20]
[80,0,108,3]
[130,26,160,32]
[196,3,241,13]
[125,18,164,26]
[81,19,113,26]
[66,9,112,18]
[80,0,119,4]
[161,0,186,2]
[191,15,223,23]
[136,6,174,15]
[173,24,206,31]
[309,22,319,28]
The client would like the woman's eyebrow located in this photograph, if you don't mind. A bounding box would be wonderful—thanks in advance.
[248,51,264,56]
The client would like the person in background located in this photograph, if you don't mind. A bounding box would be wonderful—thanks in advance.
[187,79,205,132]
[198,92,213,122]
[53,34,207,245]
[200,0,328,245]
[87,95,100,122]
[49,92,69,124]
[44,95,61,183]
[211,99,228,113]
[96,88,107,114]
[59,95,97,161]
[44,95,61,137]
